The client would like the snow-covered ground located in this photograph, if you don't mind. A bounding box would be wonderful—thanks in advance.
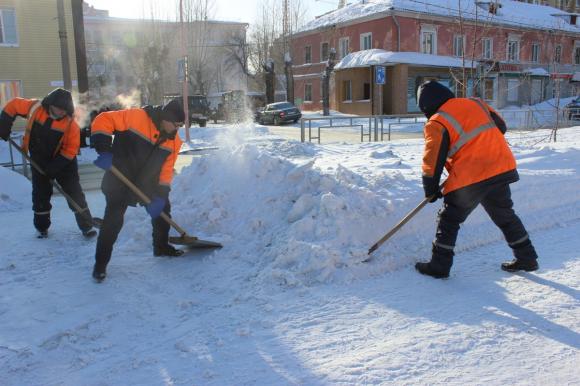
[0,122,578,385]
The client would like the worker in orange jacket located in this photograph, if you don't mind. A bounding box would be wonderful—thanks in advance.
[415,80,538,279]
[0,88,97,238]
[90,99,185,282]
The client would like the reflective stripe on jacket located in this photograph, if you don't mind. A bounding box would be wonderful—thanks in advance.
[1,97,79,160]
[423,98,516,194]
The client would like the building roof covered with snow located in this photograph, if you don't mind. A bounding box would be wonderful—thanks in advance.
[298,0,580,35]
[334,49,476,70]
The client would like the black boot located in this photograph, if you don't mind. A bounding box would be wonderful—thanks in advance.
[92,264,107,283]
[154,244,184,257]
[415,262,450,279]
[501,258,538,272]
[37,230,48,239]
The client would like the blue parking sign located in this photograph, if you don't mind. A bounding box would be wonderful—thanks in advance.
[375,66,385,85]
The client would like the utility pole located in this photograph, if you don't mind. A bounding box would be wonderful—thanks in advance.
[71,0,88,94]
[180,0,190,141]
[56,0,72,90]
[283,0,294,104]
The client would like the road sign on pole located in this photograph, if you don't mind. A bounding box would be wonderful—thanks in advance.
[375,66,385,85]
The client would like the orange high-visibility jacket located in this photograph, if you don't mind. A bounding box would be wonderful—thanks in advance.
[1,97,80,160]
[423,98,516,194]
[91,108,182,192]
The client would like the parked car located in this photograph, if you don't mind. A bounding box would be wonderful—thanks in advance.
[566,98,580,120]
[256,102,302,125]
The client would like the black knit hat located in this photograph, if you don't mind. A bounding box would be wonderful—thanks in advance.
[417,80,455,119]
[161,99,185,123]
[41,88,75,116]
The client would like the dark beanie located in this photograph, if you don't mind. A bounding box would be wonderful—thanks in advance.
[161,99,185,122]
[417,80,455,119]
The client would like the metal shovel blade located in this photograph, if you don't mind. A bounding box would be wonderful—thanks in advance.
[169,235,223,248]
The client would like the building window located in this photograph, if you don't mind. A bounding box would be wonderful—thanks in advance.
[420,25,437,55]
[484,78,495,101]
[453,35,465,57]
[554,44,562,63]
[0,8,18,45]
[507,37,520,62]
[531,43,540,63]
[342,80,352,101]
[304,83,312,102]
[575,44,580,65]
[360,32,372,51]
[507,79,519,103]
[363,82,371,100]
[339,37,349,59]
[482,38,493,60]
[321,42,329,61]
[304,46,312,64]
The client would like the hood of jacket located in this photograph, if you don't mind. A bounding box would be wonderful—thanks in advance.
[41,88,75,117]
[142,105,177,140]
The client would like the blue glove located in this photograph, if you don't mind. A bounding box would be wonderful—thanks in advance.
[94,152,113,170]
[145,196,166,219]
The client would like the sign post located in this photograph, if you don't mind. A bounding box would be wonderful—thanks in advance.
[374,66,385,141]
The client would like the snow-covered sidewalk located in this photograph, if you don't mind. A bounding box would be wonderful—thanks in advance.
[0,124,578,385]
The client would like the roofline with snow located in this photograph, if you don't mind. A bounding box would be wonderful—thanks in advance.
[294,7,580,39]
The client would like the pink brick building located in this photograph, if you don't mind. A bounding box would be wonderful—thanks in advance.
[291,0,580,114]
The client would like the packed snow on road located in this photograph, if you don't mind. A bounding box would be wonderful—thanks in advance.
[0,122,578,385]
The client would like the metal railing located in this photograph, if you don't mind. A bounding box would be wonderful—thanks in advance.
[1,133,30,178]
[299,108,580,143]
[300,114,425,143]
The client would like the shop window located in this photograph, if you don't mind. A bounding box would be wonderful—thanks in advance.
[363,83,370,100]
[342,80,352,101]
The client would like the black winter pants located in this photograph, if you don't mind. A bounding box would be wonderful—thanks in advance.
[94,195,172,271]
[430,181,538,274]
[31,159,93,232]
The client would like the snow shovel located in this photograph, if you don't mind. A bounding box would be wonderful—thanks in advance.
[108,165,222,249]
[366,186,444,258]
[8,138,102,229]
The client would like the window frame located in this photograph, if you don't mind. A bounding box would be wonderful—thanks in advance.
[321,41,329,61]
[339,37,349,59]
[0,8,19,46]
[360,32,372,51]
[507,36,520,62]
[420,24,437,55]
[453,34,465,57]
[554,44,562,64]
[482,38,493,60]
[304,83,312,102]
[574,42,580,65]
[304,45,312,64]
[531,42,540,63]
[342,80,352,101]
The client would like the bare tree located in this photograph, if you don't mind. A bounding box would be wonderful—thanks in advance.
[182,0,219,95]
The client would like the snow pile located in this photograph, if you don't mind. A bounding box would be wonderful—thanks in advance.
[0,166,31,210]
[166,126,580,287]
[171,141,421,286]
